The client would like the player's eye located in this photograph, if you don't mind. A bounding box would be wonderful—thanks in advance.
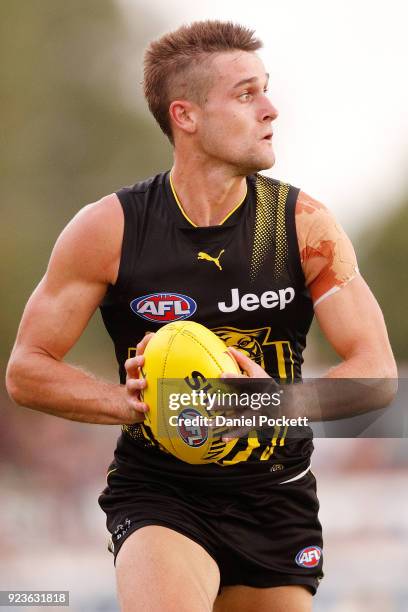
[239,92,252,102]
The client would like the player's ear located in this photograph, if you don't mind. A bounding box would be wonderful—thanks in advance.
[169,100,198,136]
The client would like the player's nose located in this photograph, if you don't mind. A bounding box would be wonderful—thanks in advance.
[260,96,279,122]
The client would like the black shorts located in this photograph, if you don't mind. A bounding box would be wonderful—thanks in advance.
[98,435,324,595]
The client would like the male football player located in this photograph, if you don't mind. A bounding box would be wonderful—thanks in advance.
[6,20,396,612]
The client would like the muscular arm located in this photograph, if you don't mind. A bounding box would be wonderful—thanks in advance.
[224,192,397,427]
[296,190,396,376]
[6,194,146,425]
[295,191,397,417]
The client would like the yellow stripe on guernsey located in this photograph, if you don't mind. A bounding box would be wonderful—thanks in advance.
[287,342,295,381]
[260,425,281,460]
[222,424,288,465]
[273,341,295,448]
[169,172,247,227]
[279,425,289,446]
[220,431,260,466]
[275,342,287,380]
[274,340,295,382]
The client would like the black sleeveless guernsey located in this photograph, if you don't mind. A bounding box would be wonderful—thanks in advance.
[100,171,315,485]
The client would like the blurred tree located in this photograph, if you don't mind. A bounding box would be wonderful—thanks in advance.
[0,0,172,369]
[357,198,408,363]
[310,195,408,365]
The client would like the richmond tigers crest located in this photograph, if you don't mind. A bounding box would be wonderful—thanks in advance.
[212,326,273,368]
[212,326,295,382]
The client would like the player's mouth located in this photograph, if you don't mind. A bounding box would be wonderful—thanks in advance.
[262,132,273,142]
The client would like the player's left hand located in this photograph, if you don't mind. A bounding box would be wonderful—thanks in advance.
[218,347,280,441]
[222,346,271,379]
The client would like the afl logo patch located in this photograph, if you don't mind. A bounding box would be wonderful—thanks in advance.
[177,408,208,448]
[295,546,322,568]
[130,292,197,323]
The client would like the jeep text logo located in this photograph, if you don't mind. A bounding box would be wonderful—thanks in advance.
[218,287,295,313]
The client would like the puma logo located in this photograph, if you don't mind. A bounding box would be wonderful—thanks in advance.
[197,249,225,271]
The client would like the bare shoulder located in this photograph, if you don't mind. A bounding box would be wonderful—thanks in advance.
[294,189,351,251]
[294,190,358,300]
[48,192,124,286]
[295,190,333,236]
[296,189,328,213]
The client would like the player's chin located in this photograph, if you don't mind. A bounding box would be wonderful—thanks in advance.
[248,150,275,173]
[231,147,275,175]
[261,143,276,164]
[259,152,275,170]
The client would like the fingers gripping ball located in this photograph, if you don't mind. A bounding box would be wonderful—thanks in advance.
[141,321,240,464]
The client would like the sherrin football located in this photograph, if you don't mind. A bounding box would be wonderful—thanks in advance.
[141,321,240,464]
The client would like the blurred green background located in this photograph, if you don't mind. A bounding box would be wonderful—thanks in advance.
[1,0,173,373]
[1,2,407,611]
[1,1,406,373]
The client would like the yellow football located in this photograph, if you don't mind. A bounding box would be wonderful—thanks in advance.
[141,321,240,464]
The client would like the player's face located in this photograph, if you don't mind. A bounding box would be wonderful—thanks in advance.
[196,51,278,174]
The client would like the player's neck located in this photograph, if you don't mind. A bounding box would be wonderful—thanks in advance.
[170,157,247,227]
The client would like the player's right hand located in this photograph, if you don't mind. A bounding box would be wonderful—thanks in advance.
[124,333,155,422]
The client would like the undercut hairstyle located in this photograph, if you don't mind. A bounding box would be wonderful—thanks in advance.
[143,20,262,143]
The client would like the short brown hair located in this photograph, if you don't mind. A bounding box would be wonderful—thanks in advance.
[143,20,262,143]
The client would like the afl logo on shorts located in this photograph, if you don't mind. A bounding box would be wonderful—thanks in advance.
[130,292,197,323]
[295,546,322,568]
[177,408,208,448]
